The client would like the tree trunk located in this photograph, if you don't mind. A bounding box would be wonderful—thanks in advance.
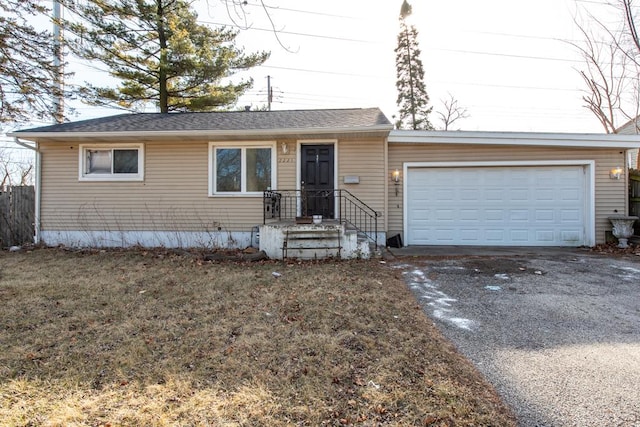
[156,0,169,113]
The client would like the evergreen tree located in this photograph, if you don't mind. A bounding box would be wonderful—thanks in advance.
[0,0,64,123]
[394,0,433,130]
[63,0,269,113]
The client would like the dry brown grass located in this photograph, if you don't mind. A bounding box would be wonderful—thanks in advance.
[0,248,516,426]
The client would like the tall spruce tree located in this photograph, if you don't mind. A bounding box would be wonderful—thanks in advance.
[394,0,433,130]
[63,0,269,113]
[0,0,64,123]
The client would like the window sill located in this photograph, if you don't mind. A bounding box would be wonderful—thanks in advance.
[208,193,265,198]
[79,175,144,182]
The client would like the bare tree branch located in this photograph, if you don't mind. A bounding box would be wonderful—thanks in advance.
[436,93,469,131]
[571,0,640,133]
[0,148,34,187]
[214,0,298,53]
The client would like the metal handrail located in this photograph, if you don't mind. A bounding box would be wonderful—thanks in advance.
[263,189,379,245]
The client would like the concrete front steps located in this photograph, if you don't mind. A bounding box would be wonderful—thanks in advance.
[259,221,373,260]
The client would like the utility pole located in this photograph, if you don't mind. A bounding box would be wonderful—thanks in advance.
[52,0,64,123]
[267,75,273,111]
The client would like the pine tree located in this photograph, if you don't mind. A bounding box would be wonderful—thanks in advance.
[394,0,433,130]
[63,0,269,113]
[0,0,64,124]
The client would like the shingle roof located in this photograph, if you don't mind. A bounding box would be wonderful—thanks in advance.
[14,108,392,134]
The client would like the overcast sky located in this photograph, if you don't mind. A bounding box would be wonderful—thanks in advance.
[53,0,632,133]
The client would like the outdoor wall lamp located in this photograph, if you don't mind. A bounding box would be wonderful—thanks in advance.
[610,166,623,180]
[281,142,289,154]
[392,169,401,196]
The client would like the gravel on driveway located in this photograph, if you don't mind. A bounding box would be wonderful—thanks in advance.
[393,252,640,427]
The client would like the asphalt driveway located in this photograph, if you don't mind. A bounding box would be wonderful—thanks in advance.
[392,250,640,426]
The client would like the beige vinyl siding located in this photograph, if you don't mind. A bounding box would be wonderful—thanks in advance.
[39,136,388,235]
[276,139,297,190]
[337,138,387,230]
[388,143,628,244]
[41,140,267,233]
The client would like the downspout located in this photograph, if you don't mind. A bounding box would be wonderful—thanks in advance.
[13,138,41,245]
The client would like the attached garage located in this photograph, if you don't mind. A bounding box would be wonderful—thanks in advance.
[404,162,592,246]
[387,130,640,247]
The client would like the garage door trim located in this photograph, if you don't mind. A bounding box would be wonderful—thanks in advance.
[402,160,595,247]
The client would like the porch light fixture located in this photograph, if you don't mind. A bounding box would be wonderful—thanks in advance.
[610,166,623,180]
[281,142,288,154]
[392,169,401,196]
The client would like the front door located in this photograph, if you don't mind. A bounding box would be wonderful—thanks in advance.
[301,144,335,218]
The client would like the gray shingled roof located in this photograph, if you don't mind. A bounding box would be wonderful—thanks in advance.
[14,108,391,134]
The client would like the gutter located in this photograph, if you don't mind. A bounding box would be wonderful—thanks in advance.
[7,125,395,141]
[388,130,640,149]
[13,138,41,245]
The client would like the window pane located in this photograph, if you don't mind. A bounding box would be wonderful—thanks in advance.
[216,148,241,192]
[87,150,111,174]
[113,149,139,174]
[246,148,272,192]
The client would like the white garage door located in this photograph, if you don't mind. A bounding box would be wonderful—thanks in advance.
[406,165,587,246]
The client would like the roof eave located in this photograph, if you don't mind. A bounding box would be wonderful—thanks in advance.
[388,130,640,149]
[9,125,394,141]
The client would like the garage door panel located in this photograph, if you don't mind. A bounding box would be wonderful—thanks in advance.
[460,189,479,201]
[460,229,480,241]
[559,168,582,179]
[460,209,479,221]
[436,229,455,240]
[535,189,555,200]
[510,229,529,241]
[435,209,455,220]
[484,189,504,201]
[561,230,582,242]
[535,210,554,221]
[536,230,555,241]
[560,209,580,221]
[485,170,506,185]
[535,174,556,186]
[509,210,529,221]
[561,188,580,201]
[509,189,529,201]
[435,190,454,201]
[485,230,506,241]
[407,166,586,246]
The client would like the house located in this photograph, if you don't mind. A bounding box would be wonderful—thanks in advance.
[617,116,640,169]
[10,107,640,257]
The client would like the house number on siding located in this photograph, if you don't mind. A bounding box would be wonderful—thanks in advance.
[278,158,294,163]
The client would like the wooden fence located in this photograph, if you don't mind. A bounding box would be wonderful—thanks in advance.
[630,175,640,235]
[0,186,35,247]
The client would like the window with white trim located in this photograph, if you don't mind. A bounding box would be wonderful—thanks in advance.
[79,144,144,181]
[210,143,275,195]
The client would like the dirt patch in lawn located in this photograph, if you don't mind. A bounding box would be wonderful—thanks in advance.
[0,248,515,426]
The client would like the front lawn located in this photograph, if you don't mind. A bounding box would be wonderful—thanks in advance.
[0,248,515,426]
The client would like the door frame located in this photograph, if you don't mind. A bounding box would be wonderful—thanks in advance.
[296,139,339,218]
[402,160,596,247]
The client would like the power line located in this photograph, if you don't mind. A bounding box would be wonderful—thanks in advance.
[257,64,381,78]
[427,46,582,63]
[432,79,583,92]
[282,91,366,101]
[198,19,373,44]
[238,1,356,19]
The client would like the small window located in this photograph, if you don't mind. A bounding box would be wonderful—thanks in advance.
[210,144,275,195]
[80,144,144,181]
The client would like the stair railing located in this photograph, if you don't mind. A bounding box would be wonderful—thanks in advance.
[263,189,379,245]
